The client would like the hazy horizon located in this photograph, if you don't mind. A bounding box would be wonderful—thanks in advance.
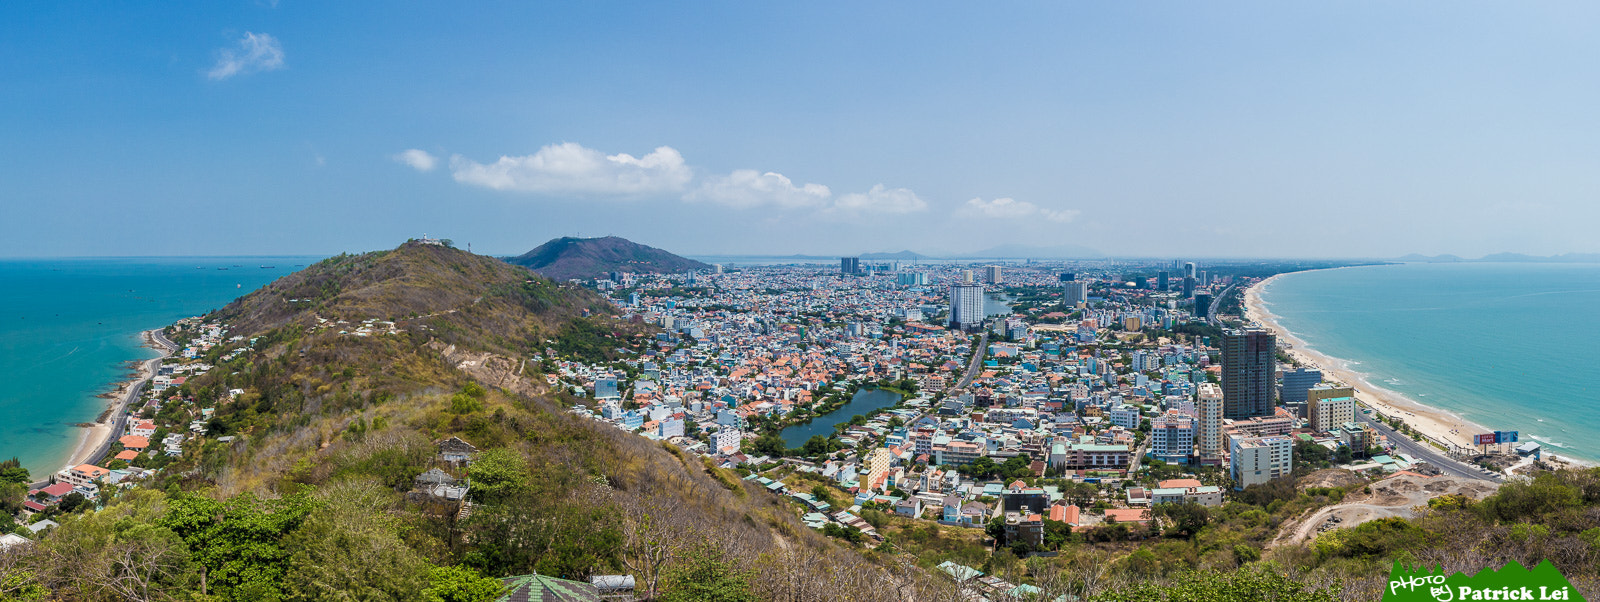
[7,2,1600,258]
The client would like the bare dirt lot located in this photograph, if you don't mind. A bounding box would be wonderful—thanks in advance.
[1273,474,1499,547]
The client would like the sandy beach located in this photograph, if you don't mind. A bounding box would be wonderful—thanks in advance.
[59,329,175,471]
[1243,273,1559,462]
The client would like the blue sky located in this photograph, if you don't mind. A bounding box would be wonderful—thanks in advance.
[4,2,1600,258]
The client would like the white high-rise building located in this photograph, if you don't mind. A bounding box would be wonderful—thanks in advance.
[984,265,1003,284]
[1197,383,1223,466]
[949,283,985,330]
[713,427,742,453]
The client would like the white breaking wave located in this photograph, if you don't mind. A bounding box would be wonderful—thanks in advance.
[1529,434,1569,448]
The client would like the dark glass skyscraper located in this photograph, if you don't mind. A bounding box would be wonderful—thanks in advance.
[1157,271,1169,291]
[840,257,859,275]
[1221,328,1276,419]
[1194,292,1212,320]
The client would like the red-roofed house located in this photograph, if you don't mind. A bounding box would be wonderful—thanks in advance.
[129,420,157,438]
[114,450,140,462]
[1049,503,1081,526]
[1104,508,1152,524]
[58,464,110,489]
[119,435,149,451]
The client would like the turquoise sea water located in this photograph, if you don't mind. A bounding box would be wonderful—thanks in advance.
[1260,263,1600,463]
[0,258,312,474]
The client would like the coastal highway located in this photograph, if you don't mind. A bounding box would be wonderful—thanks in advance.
[1208,283,1237,325]
[77,331,180,472]
[1358,411,1503,483]
[955,331,989,389]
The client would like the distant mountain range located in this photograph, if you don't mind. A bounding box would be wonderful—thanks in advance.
[859,250,930,260]
[507,236,711,280]
[956,243,1106,259]
[1396,252,1600,263]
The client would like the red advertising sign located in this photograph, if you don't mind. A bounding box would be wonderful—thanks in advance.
[1474,433,1497,446]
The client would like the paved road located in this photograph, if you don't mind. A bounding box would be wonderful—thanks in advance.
[151,329,178,352]
[85,331,179,468]
[1358,409,1503,483]
[1208,282,1237,325]
[955,331,989,389]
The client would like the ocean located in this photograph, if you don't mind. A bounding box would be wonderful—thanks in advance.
[0,257,312,475]
[1259,262,1600,463]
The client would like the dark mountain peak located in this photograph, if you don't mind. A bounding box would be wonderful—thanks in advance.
[509,236,710,280]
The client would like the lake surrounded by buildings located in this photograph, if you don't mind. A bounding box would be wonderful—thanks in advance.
[779,388,902,448]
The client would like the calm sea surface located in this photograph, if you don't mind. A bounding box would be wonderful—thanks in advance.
[1261,263,1600,462]
[0,258,312,474]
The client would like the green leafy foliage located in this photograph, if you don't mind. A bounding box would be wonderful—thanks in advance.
[422,566,506,602]
[281,481,430,601]
[658,546,757,602]
[0,458,29,485]
[158,492,316,601]
[1092,565,1340,602]
[466,448,529,503]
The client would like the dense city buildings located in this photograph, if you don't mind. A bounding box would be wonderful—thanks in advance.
[500,258,1426,569]
[1221,328,1276,419]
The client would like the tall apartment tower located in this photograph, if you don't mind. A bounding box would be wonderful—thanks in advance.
[984,265,1003,284]
[960,269,975,284]
[1194,292,1213,320]
[1221,328,1276,419]
[1062,280,1088,308]
[1157,271,1169,292]
[949,283,985,330]
[1279,367,1323,417]
[1197,382,1224,465]
[1182,262,1196,298]
[840,257,860,275]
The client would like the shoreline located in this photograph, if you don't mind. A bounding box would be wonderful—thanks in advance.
[1243,270,1595,469]
[58,329,175,472]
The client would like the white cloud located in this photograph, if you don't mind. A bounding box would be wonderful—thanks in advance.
[393,149,438,172]
[449,142,692,197]
[207,32,285,80]
[962,197,1079,223]
[833,184,928,214]
[685,170,831,209]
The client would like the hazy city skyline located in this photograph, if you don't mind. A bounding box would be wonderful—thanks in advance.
[6,2,1600,258]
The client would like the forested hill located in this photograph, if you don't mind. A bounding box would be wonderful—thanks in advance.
[0,240,944,601]
[507,236,710,281]
[212,239,611,343]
